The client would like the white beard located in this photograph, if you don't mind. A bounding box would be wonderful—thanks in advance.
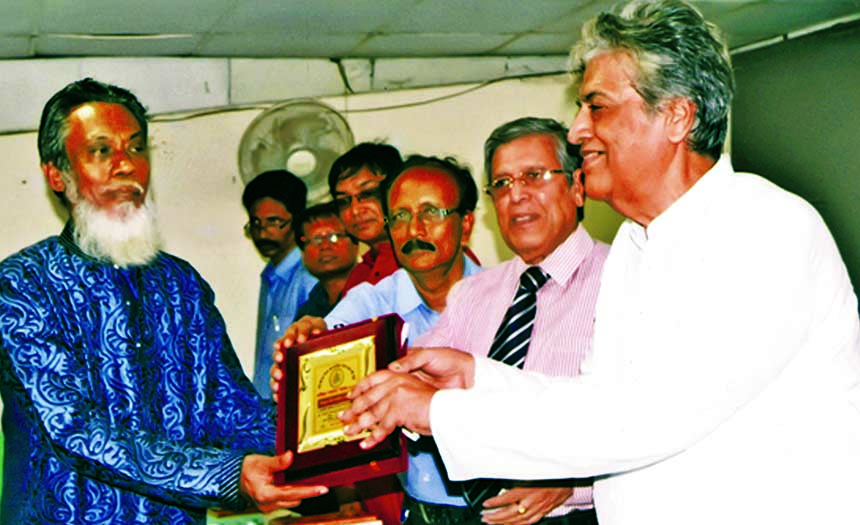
[65,176,163,267]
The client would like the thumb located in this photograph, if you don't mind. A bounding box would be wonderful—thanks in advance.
[389,348,432,373]
[272,450,294,471]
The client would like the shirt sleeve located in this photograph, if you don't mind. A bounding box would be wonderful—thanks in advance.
[430,200,860,482]
[325,282,384,328]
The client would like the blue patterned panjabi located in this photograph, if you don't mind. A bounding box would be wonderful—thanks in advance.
[0,223,276,524]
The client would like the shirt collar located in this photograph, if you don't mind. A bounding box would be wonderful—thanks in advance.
[513,225,596,288]
[628,155,733,245]
[393,254,481,314]
[361,241,393,264]
[58,221,92,260]
[264,246,303,282]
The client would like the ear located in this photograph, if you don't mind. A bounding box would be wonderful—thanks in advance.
[663,97,697,145]
[570,169,585,208]
[42,162,66,193]
[460,211,475,246]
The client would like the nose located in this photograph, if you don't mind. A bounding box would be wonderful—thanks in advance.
[568,106,591,145]
[339,201,358,223]
[508,179,529,202]
[346,197,371,219]
[407,213,427,237]
[111,148,135,177]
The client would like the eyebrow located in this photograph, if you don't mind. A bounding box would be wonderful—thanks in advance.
[87,130,145,142]
[493,164,547,177]
[358,179,381,189]
[578,91,601,104]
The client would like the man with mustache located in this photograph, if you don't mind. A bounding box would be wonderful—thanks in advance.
[243,169,318,397]
[274,155,481,524]
[331,144,480,300]
[0,78,327,524]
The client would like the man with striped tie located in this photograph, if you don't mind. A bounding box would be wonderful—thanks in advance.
[353,117,608,525]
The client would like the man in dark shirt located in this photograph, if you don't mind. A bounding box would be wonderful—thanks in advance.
[294,201,358,320]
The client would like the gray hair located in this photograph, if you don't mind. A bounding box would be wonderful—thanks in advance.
[483,117,585,220]
[483,117,581,185]
[570,0,734,160]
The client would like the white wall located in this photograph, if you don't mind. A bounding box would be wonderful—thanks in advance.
[0,74,625,378]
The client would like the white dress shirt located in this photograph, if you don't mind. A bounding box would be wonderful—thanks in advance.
[430,157,860,525]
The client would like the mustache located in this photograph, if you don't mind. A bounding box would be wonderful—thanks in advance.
[401,238,436,255]
[105,181,145,194]
[254,239,280,251]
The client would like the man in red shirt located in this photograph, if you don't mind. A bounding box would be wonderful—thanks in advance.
[329,142,403,296]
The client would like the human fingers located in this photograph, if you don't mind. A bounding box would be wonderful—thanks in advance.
[358,420,399,450]
[389,347,437,373]
[347,375,435,447]
[483,488,519,508]
[240,452,329,513]
[480,499,540,525]
[255,484,329,514]
[276,317,327,349]
[347,369,400,400]
[392,347,475,389]
[339,370,400,423]
[270,363,283,384]
[482,487,571,525]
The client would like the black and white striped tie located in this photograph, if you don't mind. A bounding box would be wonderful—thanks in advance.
[463,266,549,509]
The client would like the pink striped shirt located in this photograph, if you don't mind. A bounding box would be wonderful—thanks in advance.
[415,224,609,514]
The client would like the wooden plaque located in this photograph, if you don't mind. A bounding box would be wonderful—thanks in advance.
[276,314,408,486]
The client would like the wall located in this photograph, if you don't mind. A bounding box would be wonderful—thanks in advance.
[0,75,625,378]
[731,22,860,288]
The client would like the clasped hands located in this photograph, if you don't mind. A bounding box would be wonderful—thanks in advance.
[267,319,573,524]
[270,316,475,449]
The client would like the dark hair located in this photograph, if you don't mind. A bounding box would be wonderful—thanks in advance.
[295,201,343,249]
[327,142,403,196]
[484,117,585,220]
[570,0,734,159]
[242,170,308,218]
[380,154,478,218]
[38,77,148,173]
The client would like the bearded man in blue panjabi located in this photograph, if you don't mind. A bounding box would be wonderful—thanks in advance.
[0,78,328,524]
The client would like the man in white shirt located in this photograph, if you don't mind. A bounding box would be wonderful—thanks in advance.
[339,1,860,524]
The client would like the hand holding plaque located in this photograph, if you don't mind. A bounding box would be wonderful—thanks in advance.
[339,346,476,449]
[275,314,408,487]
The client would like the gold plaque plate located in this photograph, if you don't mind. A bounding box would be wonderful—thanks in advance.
[297,335,376,453]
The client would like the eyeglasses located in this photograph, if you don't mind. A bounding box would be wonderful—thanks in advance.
[244,217,292,235]
[334,187,382,211]
[301,232,351,246]
[386,206,460,229]
[484,169,569,198]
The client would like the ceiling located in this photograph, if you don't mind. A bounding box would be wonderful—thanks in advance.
[2,0,860,60]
